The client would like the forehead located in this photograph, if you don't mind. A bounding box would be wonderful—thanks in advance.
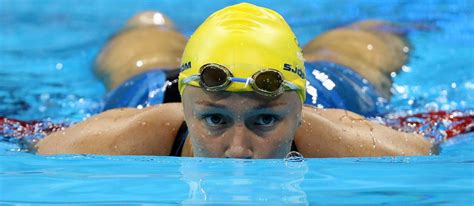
[182,86,301,110]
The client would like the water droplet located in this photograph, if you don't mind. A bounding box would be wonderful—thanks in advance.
[367,44,373,50]
[403,46,409,53]
[401,65,411,72]
[284,151,304,162]
[369,131,377,150]
[284,151,305,168]
[55,63,63,70]
[136,60,144,67]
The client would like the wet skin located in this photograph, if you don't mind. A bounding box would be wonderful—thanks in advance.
[182,86,302,158]
[36,86,432,157]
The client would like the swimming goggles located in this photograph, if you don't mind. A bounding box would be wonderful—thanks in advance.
[182,63,299,97]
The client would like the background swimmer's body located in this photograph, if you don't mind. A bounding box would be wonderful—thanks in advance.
[94,11,187,90]
[35,4,432,157]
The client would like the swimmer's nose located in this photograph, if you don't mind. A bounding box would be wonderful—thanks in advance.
[224,124,253,159]
[224,146,253,159]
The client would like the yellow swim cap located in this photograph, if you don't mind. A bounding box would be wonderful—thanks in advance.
[178,3,306,102]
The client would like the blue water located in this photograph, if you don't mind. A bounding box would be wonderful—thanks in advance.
[1,0,473,204]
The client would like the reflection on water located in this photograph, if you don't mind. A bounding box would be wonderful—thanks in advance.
[179,158,309,205]
[0,153,473,204]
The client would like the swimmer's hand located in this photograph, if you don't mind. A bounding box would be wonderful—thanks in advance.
[294,107,433,157]
[35,103,184,155]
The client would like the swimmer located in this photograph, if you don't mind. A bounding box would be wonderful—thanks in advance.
[34,3,432,158]
[96,8,407,116]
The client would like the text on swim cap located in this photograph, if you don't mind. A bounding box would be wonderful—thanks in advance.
[181,61,192,71]
[283,63,305,79]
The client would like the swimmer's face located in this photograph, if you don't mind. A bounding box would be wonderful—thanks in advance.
[182,86,302,159]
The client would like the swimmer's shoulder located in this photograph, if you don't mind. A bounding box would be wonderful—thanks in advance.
[295,106,432,157]
[36,103,184,155]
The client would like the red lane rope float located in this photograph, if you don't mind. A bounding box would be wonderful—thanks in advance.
[383,110,474,141]
[0,117,66,140]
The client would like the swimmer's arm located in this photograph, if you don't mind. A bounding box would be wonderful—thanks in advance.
[35,103,184,155]
[294,107,433,157]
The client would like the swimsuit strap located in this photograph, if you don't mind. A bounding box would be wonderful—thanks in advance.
[291,141,298,152]
[170,121,188,156]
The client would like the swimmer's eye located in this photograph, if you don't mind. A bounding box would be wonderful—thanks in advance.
[203,114,227,127]
[255,114,279,127]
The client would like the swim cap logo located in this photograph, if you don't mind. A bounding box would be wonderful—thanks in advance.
[181,61,192,71]
[283,63,305,79]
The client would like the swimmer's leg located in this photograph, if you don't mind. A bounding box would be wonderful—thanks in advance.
[303,20,410,99]
[94,11,187,90]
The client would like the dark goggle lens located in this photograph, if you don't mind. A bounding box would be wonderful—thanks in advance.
[201,65,228,87]
[254,71,283,92]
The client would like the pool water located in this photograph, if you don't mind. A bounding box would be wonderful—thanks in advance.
[1,0,473,204]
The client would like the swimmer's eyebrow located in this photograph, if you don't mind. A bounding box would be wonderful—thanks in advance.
[195,101,227,109]
[194,100,288,109]
[254,102,288,110]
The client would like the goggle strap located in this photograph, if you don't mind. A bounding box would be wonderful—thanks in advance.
[284,81,299,90]
[182,75,200,84]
